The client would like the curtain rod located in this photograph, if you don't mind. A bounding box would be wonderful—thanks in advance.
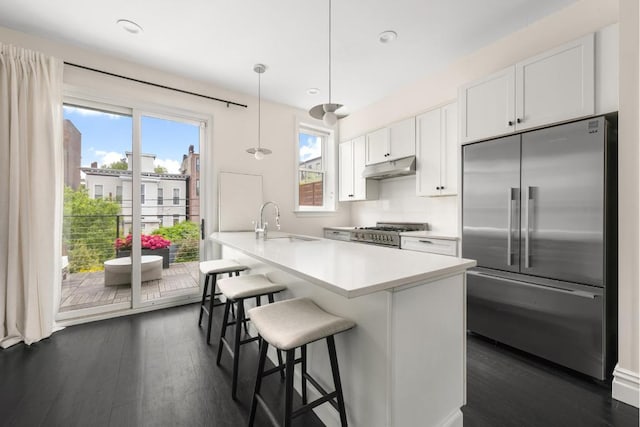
[64,62,248,109]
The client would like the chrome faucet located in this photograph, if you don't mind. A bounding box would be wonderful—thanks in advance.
[255,201,280,239]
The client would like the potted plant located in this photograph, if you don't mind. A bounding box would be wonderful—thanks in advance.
[115,234,172,268]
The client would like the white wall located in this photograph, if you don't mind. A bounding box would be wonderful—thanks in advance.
[614,0,640,408]
[0,25,351,246]
[349,176,458,234]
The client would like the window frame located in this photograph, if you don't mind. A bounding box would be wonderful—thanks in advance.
[157,187,163,205]
[94,184,103,200]
[173,188,179,205]
[294,120,336,213]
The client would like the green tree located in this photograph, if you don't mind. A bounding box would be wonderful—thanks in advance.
[152,221,200,262]
[102,160,128,170]
[63,186,121,272]
[154,165,168,174]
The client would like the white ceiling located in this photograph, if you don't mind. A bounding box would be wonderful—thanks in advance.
[0,0,578,114]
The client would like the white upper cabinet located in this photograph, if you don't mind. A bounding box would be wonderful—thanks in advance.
[339,136,378,201]
[365,117,416,165]
[459,33,595,143]
[515,33,595,131]
[416,102,458,197]
[459,67,515,143]
[338,140,354,201]
[365,128,388,165]
[388,117,416,159]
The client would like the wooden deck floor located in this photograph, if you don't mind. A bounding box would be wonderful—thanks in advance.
[59,261,200,312]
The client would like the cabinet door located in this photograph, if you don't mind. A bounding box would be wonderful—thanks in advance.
[416,109,442,197]
[338,141,354,201]
[388,117,416,160]
[515,33,594,131]
[351,136,368,200]
[365,127,389,165]
[439,103,458,196]
[459,66,515,143]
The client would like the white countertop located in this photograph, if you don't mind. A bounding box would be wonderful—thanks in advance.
[210,231,476,298]
[399,231,460,240]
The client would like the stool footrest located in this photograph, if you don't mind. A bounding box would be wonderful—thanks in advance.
[303,374,340,413]
[262,357,304,378]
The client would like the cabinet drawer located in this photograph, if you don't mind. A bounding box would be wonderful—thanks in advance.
[324,229,352,242]
[400,237,458,256]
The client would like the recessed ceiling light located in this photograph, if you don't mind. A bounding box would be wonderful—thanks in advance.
[307,88,320,95]
[378,30,398,44]
[117,19,143,35]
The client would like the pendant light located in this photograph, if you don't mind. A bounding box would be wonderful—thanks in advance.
[308,0,347,126]
[246,64,272,160]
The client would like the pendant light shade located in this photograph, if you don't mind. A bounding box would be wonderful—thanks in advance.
[309,0,347,125]
[246,63,272,160]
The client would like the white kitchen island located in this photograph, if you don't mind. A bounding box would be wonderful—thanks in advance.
[210,231,476,427]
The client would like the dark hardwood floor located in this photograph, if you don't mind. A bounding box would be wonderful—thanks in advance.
[1,303,637,426]
[464,333,639,427]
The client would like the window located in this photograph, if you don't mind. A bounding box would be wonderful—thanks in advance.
[173,188,179,205]
[116,186,122,203]
[157,187,163,205]
[141,184,145,204]
[94,184,103,200]
[173,214,179,225]
[295,122,335,212]
[196,157,200,172]
[196,179,200,197]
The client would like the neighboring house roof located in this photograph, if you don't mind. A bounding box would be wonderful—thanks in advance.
[80,167,188,181]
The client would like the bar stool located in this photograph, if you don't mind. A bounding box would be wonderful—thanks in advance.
[216,274,287,400]
[247,297,355,427]
[198,259,249,344]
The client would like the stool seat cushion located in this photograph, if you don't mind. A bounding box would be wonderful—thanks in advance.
[218,274,286,300]
[248,297,355,350]
[199,259,248,275]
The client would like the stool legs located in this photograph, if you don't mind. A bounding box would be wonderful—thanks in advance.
[284,350,296,427]
[248,336,348,427]
[198,274,210,327]
[248,340,269,426]
[328,335,348,427]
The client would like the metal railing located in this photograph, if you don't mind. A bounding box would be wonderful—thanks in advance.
[62,213,200,274]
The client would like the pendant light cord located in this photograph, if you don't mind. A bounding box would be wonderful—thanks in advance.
[328,0,332,104]
[258,70,261,149]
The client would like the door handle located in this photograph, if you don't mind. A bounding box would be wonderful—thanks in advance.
[418,240,434,244]
[524,186,533,269]
[200,219,205,240]
[467,271,599,299]
[507,188,514,266]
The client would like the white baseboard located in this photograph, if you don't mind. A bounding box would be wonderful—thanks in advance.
[612,364,640,408]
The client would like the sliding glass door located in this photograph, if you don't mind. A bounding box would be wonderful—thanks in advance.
[59,100,205,320]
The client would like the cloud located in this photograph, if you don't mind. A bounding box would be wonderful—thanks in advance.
[299,136,321,162]
[63,105,122,119]
[154,158,181,174]
[95,150,125,167]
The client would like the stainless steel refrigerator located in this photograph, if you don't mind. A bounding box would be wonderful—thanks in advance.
[462,115,617,380]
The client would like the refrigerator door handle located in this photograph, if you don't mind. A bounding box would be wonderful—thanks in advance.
[524,186,533,269]
[467,271,600,299]
[507,188,514,266]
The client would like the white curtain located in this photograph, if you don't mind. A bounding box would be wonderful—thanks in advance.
[0,44,63,348]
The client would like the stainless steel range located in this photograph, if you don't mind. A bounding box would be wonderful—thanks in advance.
[351,222,429,248]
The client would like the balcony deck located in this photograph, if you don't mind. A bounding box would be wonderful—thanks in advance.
[60,261,199,312]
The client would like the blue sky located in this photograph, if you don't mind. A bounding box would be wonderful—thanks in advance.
[298,132,321,163]
[63,106,199,173]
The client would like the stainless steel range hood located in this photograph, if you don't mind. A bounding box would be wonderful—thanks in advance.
[362,156,416,180]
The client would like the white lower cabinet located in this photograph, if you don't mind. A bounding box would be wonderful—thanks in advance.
[401,236,458,257]
[416,102,458,197]
[339,136,378,201]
